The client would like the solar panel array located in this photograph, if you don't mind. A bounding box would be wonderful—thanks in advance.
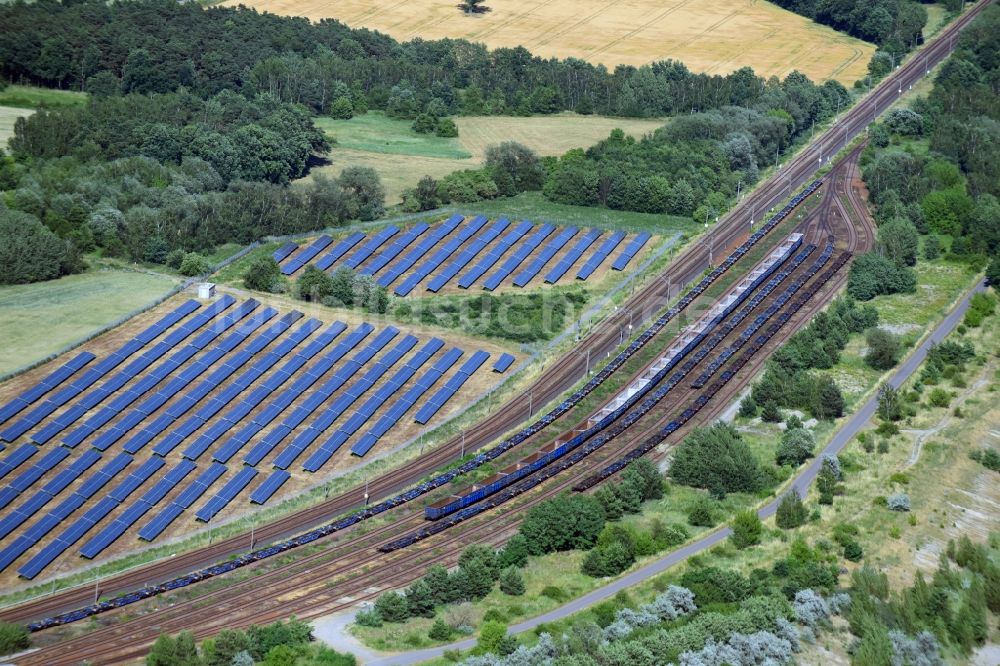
[513,226,578,287]
[393,216,487,297]
[483,223,557,291]
[545,228,602,283]
[1,299,204,443]
[0,352,94,428]
[492,353,516,373]
[415,351,491,424]
[315,232,365,271]
[273,216,649,294]
[577,231,627,280]
[272,242,299,263]
[0,291,498,578]
[351,347,464,457]
[611,232,653,271]
[281,235,333,275]
[426,218,509,292]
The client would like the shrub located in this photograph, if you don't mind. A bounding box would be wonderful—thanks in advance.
[412,113,437,134]
[179,252,212,276]
[0,209,73,285]
[540,586,567,601]
[497,534,529,569]
[354,609,381,627]
[373,592,409,623]
[730,510,763,549]
[582,542,635,578]
[427,618,452,641]
[243,256,283,292]
[843,541,864,562]
[793,589,830,628]
[435,118,458,137]
[669,422,761,494]
[775,428,815,466]
[499,567,525,596]
[738,395,757,418]
[476,621,508,656]
[761,399,782,423]
[887,493,911,512]
[847,252,916,301]
[687,496,716,527]
[165,248,186,269]
[865,328,901,370]
[653,522,690,548]
[775,491,808,529]
[519,494,605,555]
[928,388,951,408]
[0,622,29,656]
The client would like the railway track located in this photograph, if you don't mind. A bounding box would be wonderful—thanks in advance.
[13,145,878,665]
[2,0,975,654]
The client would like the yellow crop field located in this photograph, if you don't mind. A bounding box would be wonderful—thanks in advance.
[228,0,873,84]
[0,105,31,149]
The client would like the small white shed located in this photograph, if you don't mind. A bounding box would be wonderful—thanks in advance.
[197,282,217,299]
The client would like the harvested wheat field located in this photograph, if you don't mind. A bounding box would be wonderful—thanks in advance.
[230,0,873,83]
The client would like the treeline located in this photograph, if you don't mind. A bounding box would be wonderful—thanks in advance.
[850,3,1000,300]
[1,0,847,119]
[770,0,932,56]
[412,75,851,218]
[11,90,327,184]
[0,152,384,285]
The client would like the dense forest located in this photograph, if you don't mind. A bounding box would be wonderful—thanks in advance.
[854,1,1000,290]
[0,0,855,285]
[770,0,934,56]
[0,0,859,119]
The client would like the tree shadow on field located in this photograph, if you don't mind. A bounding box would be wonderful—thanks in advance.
[457,1,492,14]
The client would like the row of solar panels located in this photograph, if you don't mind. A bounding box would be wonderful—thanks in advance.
[274,216,651,293]
[0,297,514,575]
[0,300,206,442]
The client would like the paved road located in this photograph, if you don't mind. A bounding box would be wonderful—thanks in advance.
[364,279,987,666]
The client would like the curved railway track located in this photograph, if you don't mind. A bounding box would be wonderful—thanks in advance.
[14,145,877,665]
[2,0,978,655]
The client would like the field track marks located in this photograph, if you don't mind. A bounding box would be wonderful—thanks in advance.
[347,0,416,25]
[467,0,559,41]
[666,8,744,55]
[586,0,700,61]
[531,1,619,49]
[829,47,866,79]
[703,26,781,75]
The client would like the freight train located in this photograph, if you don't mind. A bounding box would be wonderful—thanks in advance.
[26,181,822,632]
[377,240,847,553]
[423,235,809,521]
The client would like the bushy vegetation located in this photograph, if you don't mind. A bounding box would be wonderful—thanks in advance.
[243,257,286,293]
[0,208,82,285]
[848,535,1000,662]
[750,297,873,419]
[143,619,346,666]
[668,422,761,495]
[968,448,1000,473]
[362,538,532,627]
[11,91,327,184]
[593,459,664,520]
[295,266,389,313]
[0,621,29,657]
